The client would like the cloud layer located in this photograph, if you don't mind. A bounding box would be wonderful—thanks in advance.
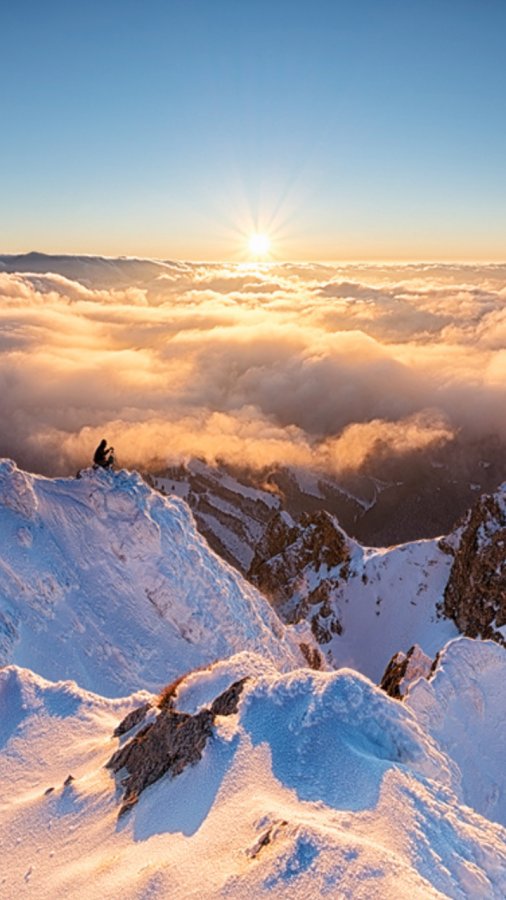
[0,254,505,477]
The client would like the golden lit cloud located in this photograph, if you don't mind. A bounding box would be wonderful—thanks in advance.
[0,257,505,476]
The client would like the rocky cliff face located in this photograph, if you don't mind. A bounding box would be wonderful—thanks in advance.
[248,509,351,643]
[440,484,506,644]
[247,483,506,671]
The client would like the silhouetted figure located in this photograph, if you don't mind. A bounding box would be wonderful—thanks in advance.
[93,439,114,469]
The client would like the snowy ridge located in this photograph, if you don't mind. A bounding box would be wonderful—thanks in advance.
[1,648,506,898]
[0,460,303,696]
[322,537,459,678]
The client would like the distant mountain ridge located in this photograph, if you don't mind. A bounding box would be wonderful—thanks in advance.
[150,442,506,562]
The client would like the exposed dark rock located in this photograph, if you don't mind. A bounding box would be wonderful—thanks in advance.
[113,703,152,737]
[248,512,301,605]
[247,820,288,859]
[299,510,351,573]
[248,510,350,644]
[63,774,75,787]
[107,677,248,817]
[210,678,248,716]
[380,645,433,699]
[299,642,324,670]
[108,709,214,817]
[381,649,414,699]
[441,488,506,644]
[429,649,442,678]
[311,612,342,644]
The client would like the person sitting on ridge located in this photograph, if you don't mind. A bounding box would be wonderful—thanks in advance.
[93,439,114,469]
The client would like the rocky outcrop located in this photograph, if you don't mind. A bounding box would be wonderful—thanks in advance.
[299,641,325,670]
[107,678,248,817]
[248,510,351,644]
[440,486,506,644]
[380,645,433,699]
[113,703,152,736]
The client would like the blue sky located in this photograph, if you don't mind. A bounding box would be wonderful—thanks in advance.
[2,0,506,260]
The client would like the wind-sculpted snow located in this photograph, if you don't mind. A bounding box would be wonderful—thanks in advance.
[0,460,303,696]
[407,637,506,828]
[0,460,505,896]
[239,667,458,811]
[1,657,505,898]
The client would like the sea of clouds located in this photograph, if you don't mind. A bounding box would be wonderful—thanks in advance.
[0,254,505,476]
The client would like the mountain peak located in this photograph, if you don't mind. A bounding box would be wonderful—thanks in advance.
[0,460,304,696]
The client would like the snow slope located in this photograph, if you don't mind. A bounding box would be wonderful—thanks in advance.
[1,650,505,899]
[0,460,302,696]
[408,637,506,827]
[324,537,459,680]
[248,482,506,682]
[0,460,504,898]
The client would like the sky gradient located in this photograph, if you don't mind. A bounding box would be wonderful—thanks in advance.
[2,0,506,260]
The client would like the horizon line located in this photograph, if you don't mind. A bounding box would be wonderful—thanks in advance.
[2,249,506,267]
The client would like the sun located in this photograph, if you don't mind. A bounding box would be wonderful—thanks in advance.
[248,233,271,257]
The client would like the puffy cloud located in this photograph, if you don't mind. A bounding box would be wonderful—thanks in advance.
[0,255,504,476]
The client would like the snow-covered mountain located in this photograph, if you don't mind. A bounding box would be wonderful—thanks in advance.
[141,423,506,554]
[0,459,303,696]
[1,639,506,899]
[150,445,506,568]
[1,458,505,898]
[248,508,457,680]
